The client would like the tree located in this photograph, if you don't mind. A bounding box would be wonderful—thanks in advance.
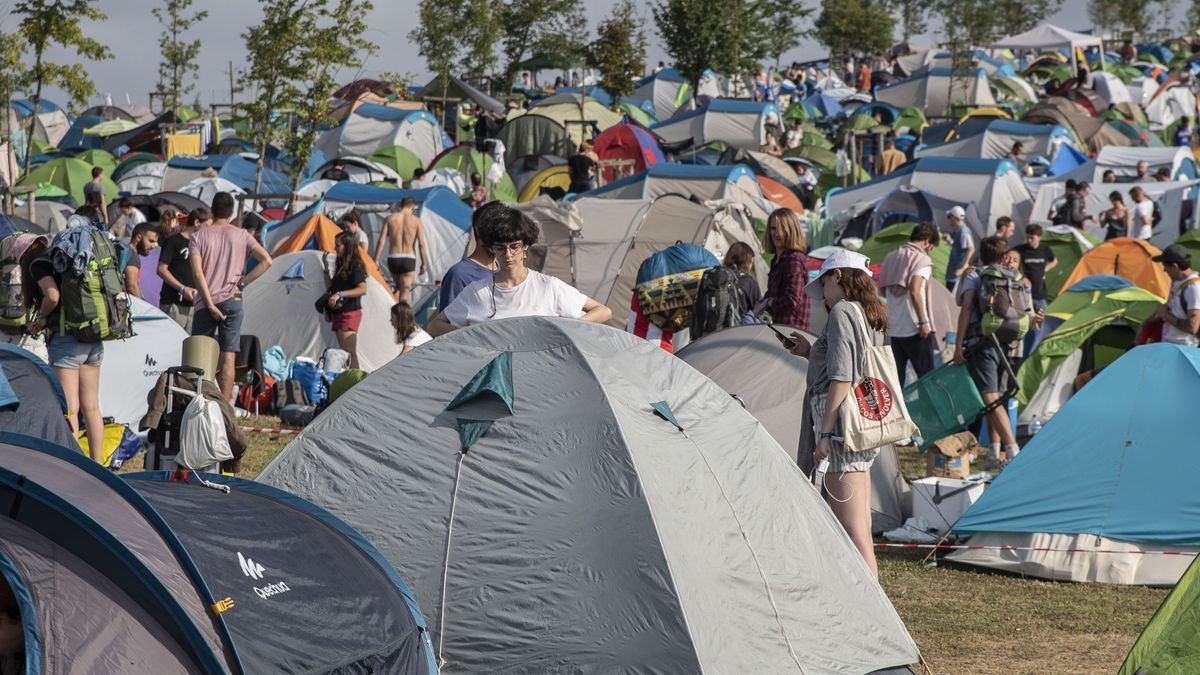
[14,0,111,168]
[653,0,776,92]
[812,0,895,71]
[499,0,589,89]
[153,0,208,115]
[762,0,811,71]
[460,0,500,78]
[1189,0,1200,32]
[992,0,1060,35]
[241,0,309,194]
[586,0,646,104]
[1088,0,1172,37]
[0,34,26,190]
[281,0,377,198]
[890,0,927,43]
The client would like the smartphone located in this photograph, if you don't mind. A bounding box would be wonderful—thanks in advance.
[768,323,796,349]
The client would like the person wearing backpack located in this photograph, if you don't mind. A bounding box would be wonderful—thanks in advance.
[953,236,1038,467]
[0,233,49,362]
[723,242,762,323]
[1130,187,1156,240]
[1152,245,1200,347]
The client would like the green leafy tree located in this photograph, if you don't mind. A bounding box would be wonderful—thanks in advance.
[586,0,646,104]
[762,0,811,71]
[242,0,309,194]
[153,0,208,115]
[890,0,927,43]
[14,0,111,167]
[410,0,462,125]
[0,34,26,185]
[461,0,501,78]
[812,0,895,71]
[1089,0,1171,37]
[992,0,1060,35]
[654,0,776,93]
[282,0,377,198]
[498,0,589,89]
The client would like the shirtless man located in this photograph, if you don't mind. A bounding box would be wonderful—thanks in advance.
[375,197,428,303]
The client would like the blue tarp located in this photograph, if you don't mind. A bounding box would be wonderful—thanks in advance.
[1047,143,1090,176]
[167,154,291,194]
[324,184,471,233]
[57,115,105,150]
[635,243,718,284]
[955,343,1200,547]
[587,162,756,197]
[1064,274,1132,293]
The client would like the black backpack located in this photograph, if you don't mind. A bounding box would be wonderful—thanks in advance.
[1152,199,1162,227]
[689,265,741,339]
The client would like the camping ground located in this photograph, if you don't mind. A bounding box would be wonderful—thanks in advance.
[123,420,1170,675]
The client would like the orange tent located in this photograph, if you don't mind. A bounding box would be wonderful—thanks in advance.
[757,176,804,214]
[271,212,390,290]
[1060,237,1170,298]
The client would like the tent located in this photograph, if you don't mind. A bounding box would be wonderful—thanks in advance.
[914,120,1074,162]
[634,67,691,119]
[414,74,505,114]
[496,113,576,166]
[56,114,106,150]
[1091,71,1133,106]
[587,163,778,221]
[951,344,1200,585]
[1015,275,1161,433]
[1145,83,1196,132]
[241,250,400,371]
[1119,554,1200,674]
[258,317,919,673]
[311,155,402,185]
[111,151,162,182]
[1041,224,1099,299]
[1092,146,1198,182]
[516,165,570,201]
[370,145,425,181]
[514,93,623,146]
[874,68,996,118]
[1060,237,1171,298]
[161,154,291,195]
[825,157,1032,233]
[674,324,911,535]
[592,123,665,183]
[1020,97,1131,153]
[99,297,189,429]
[429,145,518,202]
[992,23,1106,74]
[0,344,76,447]
[1026,177,1200,249]
[16,157,120,206]
[758,175,804,212]
[316,105,448,165]
[518,194,767,328]
[844,184,986,244]
[178,176,246,205]
[80,103,156,124]
[507,154,567,193]
[649,100,780,152]
[0,433,436,673]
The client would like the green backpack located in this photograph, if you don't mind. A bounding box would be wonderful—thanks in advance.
[0,233,29,334]
[47,228,134,342]
[975,265,1031,344]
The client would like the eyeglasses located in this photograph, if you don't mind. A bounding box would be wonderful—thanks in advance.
[489,242,526,255]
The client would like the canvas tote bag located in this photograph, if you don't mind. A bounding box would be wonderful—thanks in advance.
[837,301,918,451]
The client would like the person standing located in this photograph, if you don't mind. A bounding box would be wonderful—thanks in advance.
[339,208,369,251]
[157,207,211,332]
[121,223,159,299]
[1134,161,1150,182]
[374,197,428,304]
[1153,245,1200,347]
[1100,191,1131,241]
[189,192,273,399]
[880,223,939,385]
[762,208,811,329]
[439,201,500,310]
[945,206,974,292]
[1130,187,1155,240]
[110,198,147,239]
[1012,224,1057,354]
[993,216,1016,243]
[322,232,368,369]
[82,167,108,226]
[723,242,762,323]
[784,250,889,576]
[876,137,907,175]
[467,171,490,210]
[567,141,598,194]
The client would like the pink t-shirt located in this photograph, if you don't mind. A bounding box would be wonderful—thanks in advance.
[189,224,258,309]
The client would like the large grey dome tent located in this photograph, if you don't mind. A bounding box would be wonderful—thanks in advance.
[0,432,437,674]
[675,324,911,535]
[0,344,76,448]
[259,317,919,673]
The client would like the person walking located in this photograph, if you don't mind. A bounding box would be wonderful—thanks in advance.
[322,232,368,369]
[945,206,974,292]
[375,198,428,304]
[1153,245,1200,347]
[762,208,811,329]
[1012,224,1057,355]
[82,167,109,226]
[428,205,611,334]
[784,249,889,576]
[120,223,159,299]
[189,192,273,399]
[157,207,210,331]
[1130,187,1155,239]
[880,223,939,385]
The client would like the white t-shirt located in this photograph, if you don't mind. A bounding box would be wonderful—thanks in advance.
[1132,200,1154,240]
[111,208,147,239]
[443,270,587,327]
[402,327,433,350]
[886,266,932,339]
[352,228,369,250]
[1165,274,1200,347]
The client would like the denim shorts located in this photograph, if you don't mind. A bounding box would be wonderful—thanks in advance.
[192,299,244,353]
[47,333,104,369]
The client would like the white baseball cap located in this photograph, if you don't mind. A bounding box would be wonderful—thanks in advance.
[804,249,872,299]
[946,205,966,219]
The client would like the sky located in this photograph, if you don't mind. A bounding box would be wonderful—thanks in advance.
[1,0,1181,111]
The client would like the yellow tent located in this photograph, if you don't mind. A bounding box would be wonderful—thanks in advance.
[518,166,571,202]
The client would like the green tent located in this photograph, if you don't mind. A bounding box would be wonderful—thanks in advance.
[784,144,837,171]
[1119,554,1200,674]
[801,131,832,149]
[75,148,117,174]
[370,145,424,181]
[430,146,518,203]
[1043,227,1100,300]
[1175,229,1200,264]
[843,114,887,134]
[783,103,810,123]
[28,138,55,157]
[617,101,656,127]
[30,182,71,200]
[368,180,400,190]
[18,156,120,206]
[1015,279,1160,407]
[892,106,927,134]
[855,222,950,284]
[112,152,161,182]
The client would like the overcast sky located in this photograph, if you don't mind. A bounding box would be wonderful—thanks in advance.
[0,0,1177,110]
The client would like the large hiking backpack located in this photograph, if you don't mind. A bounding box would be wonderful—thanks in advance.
[975,265,1031,344]
[634,268,707,330]
[0,233,29,334]
[48,226,133,342]
[689,265,741,339]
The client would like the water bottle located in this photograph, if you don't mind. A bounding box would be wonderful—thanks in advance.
[1029,414,1043,435]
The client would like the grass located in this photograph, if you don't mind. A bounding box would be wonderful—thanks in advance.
[123,418,1169,673]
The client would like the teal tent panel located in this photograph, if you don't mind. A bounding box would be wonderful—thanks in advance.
[447,352,514,414]
[955,344,1200,546]
[457,419,494,451]
[651,401,682,431]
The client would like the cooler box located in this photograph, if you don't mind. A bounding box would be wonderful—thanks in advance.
[911,476,986,535]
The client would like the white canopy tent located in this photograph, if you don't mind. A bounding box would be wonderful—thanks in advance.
[992,24,1106,74]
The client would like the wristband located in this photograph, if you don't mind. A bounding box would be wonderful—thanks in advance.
[917,320,929,325]
[819,432,839,441]
[338,292,345,302]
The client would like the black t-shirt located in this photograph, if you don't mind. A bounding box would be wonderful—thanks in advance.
[328,262,367,313]
[735,271,762,315]
[567,154,596,189]
[1013,243,1056,300]
[158,232,195,306]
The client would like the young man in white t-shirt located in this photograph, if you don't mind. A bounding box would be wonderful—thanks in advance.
[1153,245,1200,347]
[883,223,939,385]
[1130,187,1155,240]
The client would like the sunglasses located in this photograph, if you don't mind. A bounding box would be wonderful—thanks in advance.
[489,242,526,255]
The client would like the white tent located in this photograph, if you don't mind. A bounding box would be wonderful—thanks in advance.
[178,176,245,206]
[649,100,781,152]
[100,296,189,429]
[1090,71,1132,106]
[116,161,166,196]
[1145,84,1196,132]
[992,24,1106,73]
[587,163,778,221]
[316,105,446,165]
[1026,178,1200,248]
[873,68,996,118]
[241,250,400,371]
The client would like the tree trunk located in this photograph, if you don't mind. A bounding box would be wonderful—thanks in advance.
[23,56,44,172]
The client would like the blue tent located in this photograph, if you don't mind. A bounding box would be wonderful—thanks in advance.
[0,344,75,448]
[56,115,105,150]
[166,154,291,194]
[957,343,1200,547]
[1046,142,1090,176]
[800,92,845,120]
